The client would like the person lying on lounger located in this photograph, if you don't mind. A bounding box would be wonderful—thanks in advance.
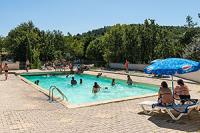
[158,81,174,106]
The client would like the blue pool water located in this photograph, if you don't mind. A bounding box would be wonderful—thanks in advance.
[22,74,158,105]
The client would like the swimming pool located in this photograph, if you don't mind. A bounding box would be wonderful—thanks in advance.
[21,74,158,106]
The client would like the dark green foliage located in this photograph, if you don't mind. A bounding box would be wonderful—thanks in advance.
[1,17,200,66]
[86,37,104,61]
[0,36,4,63]
[183,34,200,61]
[5,21,40,62]
[185,15,197,28]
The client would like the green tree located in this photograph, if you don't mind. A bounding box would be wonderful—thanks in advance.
[86,37,104,61]
[70,39,84,59]
[39,31,55,61]
[138,19,158,63]
[64,36,84,60]
[102,24,124,63]
[3,18,200,66]
[185,15,197,28]
[154,29,176,59]
[183,35,200,61]
[6,21,41,62]
[122,25,139,63]
[0,36,4,63]
[31,48,41,68]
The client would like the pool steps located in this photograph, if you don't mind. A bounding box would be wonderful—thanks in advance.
[49,86,68,102]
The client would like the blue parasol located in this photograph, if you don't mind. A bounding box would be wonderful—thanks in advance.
[144,58,200,92]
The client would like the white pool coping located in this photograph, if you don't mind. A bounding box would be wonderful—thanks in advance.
[18,72,158,108]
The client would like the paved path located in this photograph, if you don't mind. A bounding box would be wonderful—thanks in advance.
[0,72,200,133]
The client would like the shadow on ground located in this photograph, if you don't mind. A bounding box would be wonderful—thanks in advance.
[139,111,200,132]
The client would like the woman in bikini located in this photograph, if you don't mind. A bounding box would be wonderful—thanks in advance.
[158,81,174,106]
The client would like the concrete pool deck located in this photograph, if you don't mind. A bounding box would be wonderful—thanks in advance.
[0,69,200,132]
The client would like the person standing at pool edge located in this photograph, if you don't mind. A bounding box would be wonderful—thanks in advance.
[124,59,129,73]
[4,63,9,80]
[26,59,30,72]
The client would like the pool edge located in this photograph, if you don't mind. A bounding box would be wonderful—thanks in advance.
[18,74,157,109]
[18,75,70,108]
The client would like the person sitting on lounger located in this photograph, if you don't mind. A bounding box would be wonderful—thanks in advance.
[158,81,174,106]
[174,79,190,104]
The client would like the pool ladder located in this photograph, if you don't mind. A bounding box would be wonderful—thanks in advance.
[49,86,68,102]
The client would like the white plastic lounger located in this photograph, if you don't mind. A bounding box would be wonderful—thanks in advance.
[138,101,200,121]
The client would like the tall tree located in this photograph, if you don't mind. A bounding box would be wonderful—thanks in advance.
[185,15,197,28]
[102,24,124,62]
[0,36,4,63]
[183,34,200,61]
[6,21,40,62]
[86,37,104,61]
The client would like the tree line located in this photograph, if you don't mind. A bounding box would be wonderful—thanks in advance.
[0,15,200,68]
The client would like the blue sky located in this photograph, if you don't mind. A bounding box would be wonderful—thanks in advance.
[0,0,200,36]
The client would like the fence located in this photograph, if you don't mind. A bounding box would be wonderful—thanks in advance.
[109,62,200,83]
[109,63,148,71]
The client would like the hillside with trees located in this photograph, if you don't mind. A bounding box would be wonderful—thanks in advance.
[0,15,200,68]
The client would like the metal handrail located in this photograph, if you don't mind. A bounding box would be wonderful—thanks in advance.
[51,87,68,101]
[48,86,57,100]
[48,85,68,102]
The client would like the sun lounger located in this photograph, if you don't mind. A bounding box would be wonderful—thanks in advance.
[138,100,200,120]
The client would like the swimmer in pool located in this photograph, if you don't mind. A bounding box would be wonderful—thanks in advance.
[92,82,101,94]
[111,79,115,86]
[71,77,77,85]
